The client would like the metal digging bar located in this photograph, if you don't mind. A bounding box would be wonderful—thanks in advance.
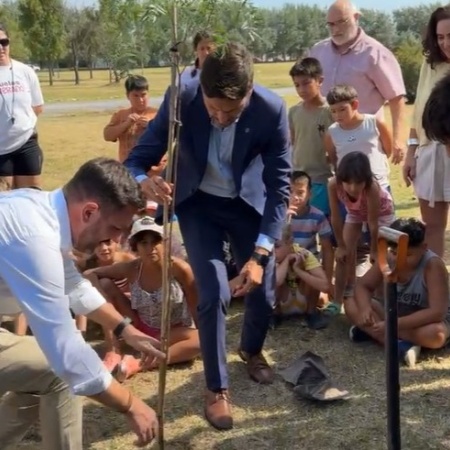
[377,226,409,450]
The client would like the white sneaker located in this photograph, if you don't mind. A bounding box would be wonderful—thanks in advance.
[403,345,421,368]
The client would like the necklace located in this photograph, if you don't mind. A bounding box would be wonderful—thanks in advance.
[0,61,15,124]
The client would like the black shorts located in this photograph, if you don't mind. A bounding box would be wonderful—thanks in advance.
[0,134,43,177]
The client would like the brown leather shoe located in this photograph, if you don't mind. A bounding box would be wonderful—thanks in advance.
[238,350,274,384]
[204,389,233,430]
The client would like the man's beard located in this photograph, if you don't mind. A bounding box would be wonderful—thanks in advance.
[331,26,358,46]
[75,225,99,255]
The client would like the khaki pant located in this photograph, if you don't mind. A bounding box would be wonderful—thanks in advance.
[0,330,82,449]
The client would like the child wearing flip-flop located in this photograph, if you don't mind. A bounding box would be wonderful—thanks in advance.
[273,224,330,330]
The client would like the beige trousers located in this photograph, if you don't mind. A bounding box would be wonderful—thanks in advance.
[0,330,83,449]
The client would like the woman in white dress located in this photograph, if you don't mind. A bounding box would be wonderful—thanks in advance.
[402,6,450,257]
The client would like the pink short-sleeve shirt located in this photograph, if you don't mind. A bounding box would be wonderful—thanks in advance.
[309,29,406,118]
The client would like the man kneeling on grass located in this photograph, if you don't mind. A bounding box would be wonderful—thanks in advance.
[344,218,450,367]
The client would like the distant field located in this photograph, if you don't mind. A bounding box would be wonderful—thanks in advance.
[38,62,294,103]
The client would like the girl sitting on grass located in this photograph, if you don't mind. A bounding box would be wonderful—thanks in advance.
[76,238,135,365]
[328,151,395,306]
[84,216,200,381]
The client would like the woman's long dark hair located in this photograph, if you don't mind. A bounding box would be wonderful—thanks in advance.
[423,6,450,68]
[191,30,213,78]
[336,152,374,189]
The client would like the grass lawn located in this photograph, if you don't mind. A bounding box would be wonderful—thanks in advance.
[18,102,450,450]
[38,62,294,103]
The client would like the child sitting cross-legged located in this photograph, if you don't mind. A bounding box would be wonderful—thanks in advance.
[84,216,200,381]
[273,225,330,329]
[346,218,450,367]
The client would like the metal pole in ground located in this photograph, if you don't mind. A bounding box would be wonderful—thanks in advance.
[377,226,409,450]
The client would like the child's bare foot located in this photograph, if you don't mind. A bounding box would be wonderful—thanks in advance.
[103,351,122,373]
[116,354,141,382]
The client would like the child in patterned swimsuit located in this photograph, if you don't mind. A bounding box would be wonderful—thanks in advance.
[84,216,200,381]
[328,151,396,305]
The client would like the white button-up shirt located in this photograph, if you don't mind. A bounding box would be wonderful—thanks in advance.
[0,188,112,396]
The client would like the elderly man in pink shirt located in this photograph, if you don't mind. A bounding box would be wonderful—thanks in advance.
[309,0,407,164]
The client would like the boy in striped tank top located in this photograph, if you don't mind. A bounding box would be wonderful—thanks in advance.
[346,218,450,367]
[289,171,334,291]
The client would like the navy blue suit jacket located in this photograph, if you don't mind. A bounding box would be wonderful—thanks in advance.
[124,81,291,241]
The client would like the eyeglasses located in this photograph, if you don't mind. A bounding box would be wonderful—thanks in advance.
[326,18,350,28]
[0,39,10,47]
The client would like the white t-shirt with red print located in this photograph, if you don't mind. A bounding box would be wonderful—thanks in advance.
[0,59,44,155]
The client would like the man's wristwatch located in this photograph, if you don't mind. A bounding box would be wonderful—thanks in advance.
[113,317,132,338]
[250,251,270,268]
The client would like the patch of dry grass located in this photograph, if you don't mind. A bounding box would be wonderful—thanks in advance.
[39,63,294,103]
[19,102,450,450]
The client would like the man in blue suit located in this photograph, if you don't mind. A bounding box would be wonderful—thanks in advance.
[124,42,291,430]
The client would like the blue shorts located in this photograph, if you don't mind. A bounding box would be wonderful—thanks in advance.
[310,183,330,216]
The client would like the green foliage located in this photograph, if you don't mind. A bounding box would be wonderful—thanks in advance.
[18,0,65,65]
[0,1,29,61]
[3,0,441,93]
[394,37,423,103]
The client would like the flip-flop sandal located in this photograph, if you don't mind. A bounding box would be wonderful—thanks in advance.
[322,302,342,317]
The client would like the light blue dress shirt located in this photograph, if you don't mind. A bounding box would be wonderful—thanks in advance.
[137,116,275,251]
[0,188,112,396]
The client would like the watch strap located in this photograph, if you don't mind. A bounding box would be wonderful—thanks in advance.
[251,251,269,267]
[113,317,132,338]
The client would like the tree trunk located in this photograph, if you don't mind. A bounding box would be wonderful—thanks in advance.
[89,61,94,79]
[48,63,54,86]
[113,68,120,83]
[71,42,80,85]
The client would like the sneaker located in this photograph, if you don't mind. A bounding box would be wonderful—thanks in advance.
[398,340,421,367]
[349,326,372,342]
[356,256,372,278]
[116,355,142,383]
[102,352,122,373]
[305,312,330,330]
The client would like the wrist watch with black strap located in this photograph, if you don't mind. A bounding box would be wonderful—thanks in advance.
[250,251,270,268]
[113,317,132,338]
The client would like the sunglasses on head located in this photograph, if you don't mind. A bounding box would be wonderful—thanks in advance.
[0,39,10,47]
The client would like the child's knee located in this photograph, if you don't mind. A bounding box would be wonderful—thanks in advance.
[413,322,449,349]
[424,323,449,349]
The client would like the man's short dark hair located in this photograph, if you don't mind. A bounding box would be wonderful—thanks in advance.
[200,42,253,100]
[64,157,146,213]
[423,74,450,145]
[327,85,358,105]
[125,75,148,93]
[289,57,323,79]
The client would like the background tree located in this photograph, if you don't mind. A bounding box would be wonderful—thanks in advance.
[0,0,29,61]
[18,0,65,85]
